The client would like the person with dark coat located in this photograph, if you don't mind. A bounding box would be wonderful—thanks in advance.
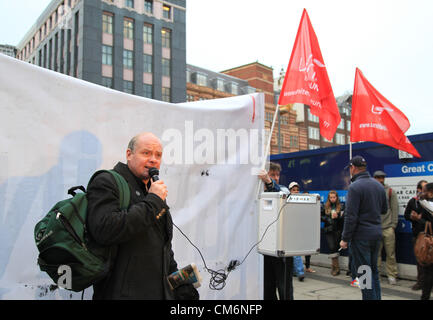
[258,162,293,300]
[321,190,345,276]
[404,180,428,291]
[339,155,388,300]
[86,132,199,300]
[417,182,433,300]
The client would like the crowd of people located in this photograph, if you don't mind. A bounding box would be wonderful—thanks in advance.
[259,158,433,300]
[83,130,431,301]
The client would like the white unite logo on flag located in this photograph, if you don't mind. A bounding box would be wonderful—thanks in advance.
[371,104,394,115]
[299,54,326,92]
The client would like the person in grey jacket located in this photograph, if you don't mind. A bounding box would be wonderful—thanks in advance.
[339,156,388,300]
[373,170,399,285]
[86,132,199,300]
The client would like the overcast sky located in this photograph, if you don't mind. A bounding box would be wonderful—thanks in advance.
[1,0,432,135]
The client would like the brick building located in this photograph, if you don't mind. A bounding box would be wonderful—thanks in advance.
[222,62,308,154]
[274,70,352,150]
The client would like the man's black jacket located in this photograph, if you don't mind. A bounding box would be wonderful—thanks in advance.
[86,162,195,300]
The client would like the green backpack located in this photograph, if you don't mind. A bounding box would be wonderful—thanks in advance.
[34,170,130,292]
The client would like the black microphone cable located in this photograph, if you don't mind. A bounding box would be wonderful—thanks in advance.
[172,193,292,290]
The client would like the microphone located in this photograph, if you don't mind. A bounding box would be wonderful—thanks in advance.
[148,167,160,182]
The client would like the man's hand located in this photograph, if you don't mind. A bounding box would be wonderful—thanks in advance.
[339,240,348,250]
[258,169,271,184]
[149,180,168,201]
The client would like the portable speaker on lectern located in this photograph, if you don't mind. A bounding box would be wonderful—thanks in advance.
[257,192,321,257]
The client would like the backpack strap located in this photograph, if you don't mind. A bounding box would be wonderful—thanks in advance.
[107,170,130,210]
[87,170,130,210]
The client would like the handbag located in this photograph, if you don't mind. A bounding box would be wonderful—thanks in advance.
[414,221,433,266]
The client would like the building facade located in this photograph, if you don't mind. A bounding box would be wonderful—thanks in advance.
[0,45,17,58]
[222,62,308,154]
[16,0,186,102]
[186,64,254,102]
[274,71,352,151]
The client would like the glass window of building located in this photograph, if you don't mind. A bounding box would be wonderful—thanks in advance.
[265,112,273,122]
[308,126,320,140]
[346,120,351,131]
[338,118,345,130]
[216,78,225,91]
[307,108,319,123]
[102,77,113,88]
[143,24,153,44]
[231,82,239,95]
[335,133,345,145]
[247,86,256,94]
[163,5,171,19]
[280,116,288,125]
[161,29,171,48]
[144,0,153,14]
[290,136,299,148]
[125,0,134,8]
[123,50,133,69]
[143,54,152,73]
[124,80,134,94]
[162,87,170,102]
[278,135,284,146]
[102,45,113,65]
[309,144,320,150]
[102,13,113,34]
[143,84,152,98]
[162,58,170,77]
[196,73,207,86]
[124,19,134,39]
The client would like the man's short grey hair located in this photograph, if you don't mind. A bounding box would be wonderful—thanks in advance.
[127,135,138,153]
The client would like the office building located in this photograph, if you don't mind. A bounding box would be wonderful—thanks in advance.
[0,44,17,58]
[16,0,186,102]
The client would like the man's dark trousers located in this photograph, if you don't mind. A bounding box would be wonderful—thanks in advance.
[350,239,382,300]
[263,255,294,300]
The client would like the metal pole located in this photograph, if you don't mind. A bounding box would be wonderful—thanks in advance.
[256,104,280,200]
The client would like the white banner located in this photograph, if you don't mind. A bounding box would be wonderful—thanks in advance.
[0,54,265,300]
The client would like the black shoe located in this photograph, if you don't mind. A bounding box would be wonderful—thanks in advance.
[298,275,305,282]
[411,283,422,291]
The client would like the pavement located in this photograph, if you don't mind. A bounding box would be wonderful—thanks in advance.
[292,264,423,300]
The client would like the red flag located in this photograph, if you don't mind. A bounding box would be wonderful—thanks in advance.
[278,9,340,141]
[351,68,420,158]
